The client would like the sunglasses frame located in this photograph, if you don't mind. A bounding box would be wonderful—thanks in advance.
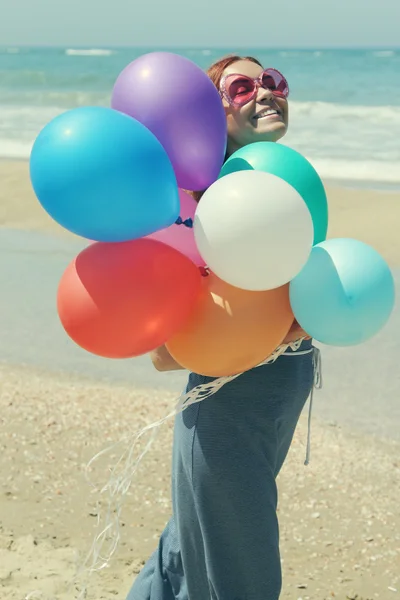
[219,67,289,107]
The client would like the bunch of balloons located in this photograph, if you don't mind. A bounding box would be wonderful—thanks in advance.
[30,52,225,361]
[29,52,395,378]
[186,141,395,373]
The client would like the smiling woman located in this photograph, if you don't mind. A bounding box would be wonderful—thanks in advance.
[220,59,289,154]
[126,54,317,600]
[191,55,290,201]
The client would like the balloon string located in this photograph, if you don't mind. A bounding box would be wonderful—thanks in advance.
[174,216,208,276]
[175,216,193,228]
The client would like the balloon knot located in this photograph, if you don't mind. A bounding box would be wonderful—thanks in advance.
[175,216,193,228]
[199,266,210,277]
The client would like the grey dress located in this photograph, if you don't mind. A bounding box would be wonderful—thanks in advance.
[126,338,316,600]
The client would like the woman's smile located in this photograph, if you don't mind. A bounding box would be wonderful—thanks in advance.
[252,106,283,122]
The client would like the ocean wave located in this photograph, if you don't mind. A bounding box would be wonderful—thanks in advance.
[278,50,325,58]
[371,50,395,58]
[1,135,397,186]
[0,98,399,186]
[2,100,399,129]
[289,100,400,124]
[0,70,111,90]
[0,90,110,107]
[65,49,115,57]
[304,157,400,185]
[0,138,33,160]
[285,101,400,166]
[0,104,67,124]
[279,51,301,57]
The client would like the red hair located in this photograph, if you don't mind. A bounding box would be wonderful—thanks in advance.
[206,54,262,92]
[190,54,263,202]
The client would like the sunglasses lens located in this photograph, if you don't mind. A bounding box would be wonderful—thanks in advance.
[262,69,289,98]
[225,75,256,106]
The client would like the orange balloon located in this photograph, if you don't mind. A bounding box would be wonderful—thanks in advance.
[57,238,202,358]
[166,272,294,377]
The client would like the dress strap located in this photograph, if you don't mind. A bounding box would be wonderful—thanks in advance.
[281,345,323,465]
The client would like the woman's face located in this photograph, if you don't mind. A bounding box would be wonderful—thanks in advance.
[221,60,289,154]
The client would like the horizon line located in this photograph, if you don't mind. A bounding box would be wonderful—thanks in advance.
[1,44,399,50]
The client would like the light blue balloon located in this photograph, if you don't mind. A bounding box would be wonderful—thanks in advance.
[30,106,180,242]
[289,238,395,346]
[219,142,328,245]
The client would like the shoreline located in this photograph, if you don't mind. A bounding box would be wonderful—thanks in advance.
[1,159,400,267]
[2,155,400,194]
[324,177,400,194]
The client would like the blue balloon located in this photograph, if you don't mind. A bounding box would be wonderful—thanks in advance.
[289,238,395,346]
[30,106,180,242]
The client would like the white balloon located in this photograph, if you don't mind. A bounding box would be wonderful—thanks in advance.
[193,170,314,291]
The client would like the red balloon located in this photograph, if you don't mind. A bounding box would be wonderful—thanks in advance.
[57,238,202,358]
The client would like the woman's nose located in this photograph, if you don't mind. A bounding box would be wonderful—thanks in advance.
[256,85,275,102]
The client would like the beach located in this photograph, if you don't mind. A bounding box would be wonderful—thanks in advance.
[2,160,400,265]
[0,159,399,600]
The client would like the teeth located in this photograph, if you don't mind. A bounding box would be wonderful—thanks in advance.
[255,109,278,119]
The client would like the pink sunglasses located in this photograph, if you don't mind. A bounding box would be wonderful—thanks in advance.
[220,68,289,107]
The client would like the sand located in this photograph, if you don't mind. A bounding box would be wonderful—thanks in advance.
[0,160,399,600]
[1,365,399,600]
[1,160,400,265]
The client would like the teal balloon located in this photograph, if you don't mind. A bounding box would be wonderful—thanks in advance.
[289,238,395,346]
[220,142,328,245]
[30,106,180,242]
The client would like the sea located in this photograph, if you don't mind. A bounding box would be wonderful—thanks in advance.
[1,46,400,189]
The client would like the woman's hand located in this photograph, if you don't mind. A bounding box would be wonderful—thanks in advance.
[282,320,311,345]
[150,345,185,372]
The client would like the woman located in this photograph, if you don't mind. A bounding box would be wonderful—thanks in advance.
[127,55,316,600]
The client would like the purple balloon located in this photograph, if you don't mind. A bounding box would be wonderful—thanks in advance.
[111,52,227,191]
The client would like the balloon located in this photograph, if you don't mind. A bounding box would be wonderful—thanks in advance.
[166,273,294,377]
[220,142,328,245]
[193,170,314,291]
[111,52,227,191]
[289,238,395,346]
[57,239,202,358]
[30,106,180,242]
[146,189,206,267]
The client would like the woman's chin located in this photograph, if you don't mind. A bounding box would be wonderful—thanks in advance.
[248,119,287,142]
[255,125,287,143]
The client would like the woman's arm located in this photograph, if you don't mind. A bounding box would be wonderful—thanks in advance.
[150,321,309,372]
[150,345,186,372]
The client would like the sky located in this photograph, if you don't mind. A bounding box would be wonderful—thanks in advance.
[0,0,399,48]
